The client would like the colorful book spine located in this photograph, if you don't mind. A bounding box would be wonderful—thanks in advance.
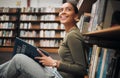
[95,48,104,78]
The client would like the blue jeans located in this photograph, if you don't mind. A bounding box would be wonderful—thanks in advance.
[0,54,62,78]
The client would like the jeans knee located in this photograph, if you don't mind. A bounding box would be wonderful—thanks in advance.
[12,54,26,63]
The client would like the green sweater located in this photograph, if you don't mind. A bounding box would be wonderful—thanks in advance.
[58,27,87,78]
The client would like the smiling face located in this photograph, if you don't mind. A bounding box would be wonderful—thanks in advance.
[59,2,78,25]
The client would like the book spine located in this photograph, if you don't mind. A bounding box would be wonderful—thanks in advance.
[99,48,107,78]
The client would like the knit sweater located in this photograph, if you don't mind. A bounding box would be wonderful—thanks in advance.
[57,27,87,78]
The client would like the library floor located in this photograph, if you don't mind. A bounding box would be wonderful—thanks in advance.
[0,52,12,64]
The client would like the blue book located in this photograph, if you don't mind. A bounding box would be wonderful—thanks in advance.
[95,48,104,78]
[102,49,115,78]
[13,37,49,66]
[102,49,110,78]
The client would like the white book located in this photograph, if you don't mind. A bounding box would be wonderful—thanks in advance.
[88,45,98,78]
[91,46,101,78]
[99,48,107,78]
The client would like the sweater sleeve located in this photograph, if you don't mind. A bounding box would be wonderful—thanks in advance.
[58,32,87,75]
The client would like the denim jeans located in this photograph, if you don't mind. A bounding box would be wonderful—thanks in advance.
[0,54,62,78]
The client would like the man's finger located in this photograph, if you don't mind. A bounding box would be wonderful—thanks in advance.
[37,48,46,56]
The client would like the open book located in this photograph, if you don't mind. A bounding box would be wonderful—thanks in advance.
[13,37,49,66]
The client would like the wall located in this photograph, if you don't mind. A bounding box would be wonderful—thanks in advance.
[30,0,62,7]
[0,0,27,7]
[0,0,62,8]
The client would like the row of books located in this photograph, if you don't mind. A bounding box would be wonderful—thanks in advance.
[0,23,63,30]
[0,22,15,29]
[0,7,17,13]
[0,7,59,13]
[0,15,16,21]
[21,7,41,13]
[20,14,57,21]
[20,14,39,21]
[39,39,62,47]
[40,23,59,29]
[20,23,63,29]
[88,45,119,78]
[0,30,13,37]
[77,0,106,33]
[20,30,65,38]
[77,13,90,33]
[0,38,62,47]
[21,7,59,13]
[0,39,12,46]
[88,0,99,32]
[0,30,65,38]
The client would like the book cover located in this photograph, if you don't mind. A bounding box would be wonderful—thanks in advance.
[12,37,49,66]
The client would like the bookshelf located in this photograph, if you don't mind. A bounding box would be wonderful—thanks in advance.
[0,7,65,53]
[0,8,19,52]
[19,7,64,53]
[83,26,120,78]
[77,0,96,17]
[77,0,120,78]
[83,26,120,49]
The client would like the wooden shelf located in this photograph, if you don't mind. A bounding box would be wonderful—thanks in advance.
[0,37,16,39]
[0,28,15,30]
[19,37,63,39]
[0,47,13,53]
[83,26,120,40]
[83,26,120,49]
[0,47,58,53]
[0,20,16,22]
[39,47,58,53]
[19,28,64,31]
[0,12,17,15]
[20,20,60,23]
